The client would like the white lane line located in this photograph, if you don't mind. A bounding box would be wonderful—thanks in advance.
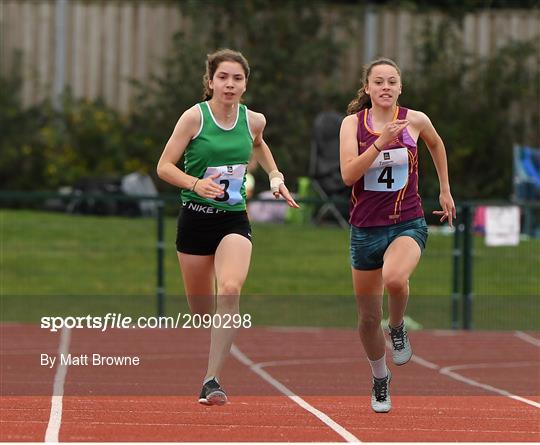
[385,340,540,409]
[515,331,540,347]
[440,363,540,409]
[385,339,440,370]
[411,355,440,370]
[255,357,358,368]
[7,420,536,434]
[44,327,71,442]
[446,361,538,371]
[231,344,360,443]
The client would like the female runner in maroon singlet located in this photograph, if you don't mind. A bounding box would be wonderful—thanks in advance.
[340,58,455,413]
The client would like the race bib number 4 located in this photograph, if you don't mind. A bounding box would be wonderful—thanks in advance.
[203,164,246,205]
[364,147,409,192]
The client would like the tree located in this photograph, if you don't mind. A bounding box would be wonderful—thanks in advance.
[131,0,347,191]
[401,16,539,199]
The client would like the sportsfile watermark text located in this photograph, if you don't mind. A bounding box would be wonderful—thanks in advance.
[40,312,252,332]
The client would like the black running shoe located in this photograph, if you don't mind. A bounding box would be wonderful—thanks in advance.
[371,369,391,413]
[198,378,228,406]
[388,321,412,366]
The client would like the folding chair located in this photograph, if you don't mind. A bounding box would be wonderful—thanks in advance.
[309,110,350,228]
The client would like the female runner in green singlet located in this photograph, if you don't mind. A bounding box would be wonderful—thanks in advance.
[157,49,299,406]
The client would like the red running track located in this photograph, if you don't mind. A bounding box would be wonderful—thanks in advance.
[1,325,539,442]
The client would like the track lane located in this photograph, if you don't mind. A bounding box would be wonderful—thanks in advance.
[1,324,538,442]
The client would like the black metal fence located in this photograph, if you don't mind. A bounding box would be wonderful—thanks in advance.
[1,191,538,330]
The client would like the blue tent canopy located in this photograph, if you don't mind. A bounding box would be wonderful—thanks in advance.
[514,145,540,201]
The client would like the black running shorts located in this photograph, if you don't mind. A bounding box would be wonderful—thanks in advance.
[176,201,252,255]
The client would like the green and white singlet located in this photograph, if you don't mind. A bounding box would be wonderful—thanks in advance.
[181,101,254,211]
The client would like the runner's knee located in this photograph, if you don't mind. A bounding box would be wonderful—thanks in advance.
[217,280,242,296]
[215,287,241,314]
[382,271,409,295]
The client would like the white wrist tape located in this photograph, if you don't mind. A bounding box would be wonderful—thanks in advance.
[269,170,284,194]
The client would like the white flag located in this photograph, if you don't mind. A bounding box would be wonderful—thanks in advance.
[485,206,520,246]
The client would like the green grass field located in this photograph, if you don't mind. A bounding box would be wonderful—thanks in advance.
[1,209,538,329]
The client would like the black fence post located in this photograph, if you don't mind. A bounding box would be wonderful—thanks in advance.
[462,203,473,330]
[452,207,463,329]
[156,200,165,317]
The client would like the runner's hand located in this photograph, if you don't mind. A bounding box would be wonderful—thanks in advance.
[378,119,409,147]
[275,183,300,208]
[194,172,224,199]
[433,190,456,228]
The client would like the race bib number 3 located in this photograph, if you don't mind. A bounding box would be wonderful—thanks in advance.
[203,164,246,205]
[364,147,409,192]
